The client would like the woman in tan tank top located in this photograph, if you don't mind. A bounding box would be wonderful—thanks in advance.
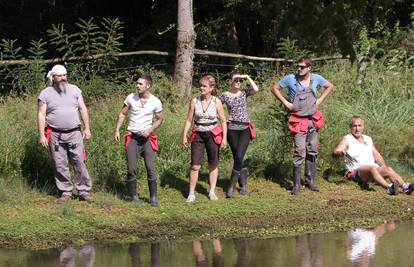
[181,75,227,203]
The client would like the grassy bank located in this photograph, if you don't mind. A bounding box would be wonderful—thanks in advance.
[1,61,414,249]
[1,178,414,250]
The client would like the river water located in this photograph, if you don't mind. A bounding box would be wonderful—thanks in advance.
[1,220,413,267]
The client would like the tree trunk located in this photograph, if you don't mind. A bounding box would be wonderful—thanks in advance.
[174,0,196,96]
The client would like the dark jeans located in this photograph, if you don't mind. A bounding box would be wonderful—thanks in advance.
[126,136,157,182]
[227,128,250,171]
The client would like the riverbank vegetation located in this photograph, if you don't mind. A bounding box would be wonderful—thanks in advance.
[1,61,414,249]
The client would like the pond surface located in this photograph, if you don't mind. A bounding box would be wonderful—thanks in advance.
[1,220,414,267]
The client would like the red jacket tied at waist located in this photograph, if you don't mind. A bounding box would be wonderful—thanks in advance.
[124,132,159,152]
[288,111,325,135]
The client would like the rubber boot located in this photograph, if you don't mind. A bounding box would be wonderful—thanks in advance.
[239,168,248,195]
[148,179,158,207]
[226,169,241,198]
[292,166,302,195]
[305,159,319,192]
[126,179,145,204]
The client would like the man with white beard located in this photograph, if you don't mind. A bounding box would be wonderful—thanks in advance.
[37,64,94,204]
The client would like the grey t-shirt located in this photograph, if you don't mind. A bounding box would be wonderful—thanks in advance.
[38,83,82,130]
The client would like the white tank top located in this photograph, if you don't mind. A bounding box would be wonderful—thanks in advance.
[344,134,378,171]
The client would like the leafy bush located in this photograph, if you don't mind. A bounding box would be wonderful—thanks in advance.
[0,18,124,95]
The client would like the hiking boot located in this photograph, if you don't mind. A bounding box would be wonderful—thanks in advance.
[239,168,248,196]
[291,166,302,195]
[404,183,414,195]
[304,159,319,192]
[57,194,71,204]
[291,185,302,195]
[131,195,146,205]
[186,194,196,203]
[148,179,159,207]
[388,180,399,195]
[209,191,218,201]
[79,193,94,203]
[226,169,240,198]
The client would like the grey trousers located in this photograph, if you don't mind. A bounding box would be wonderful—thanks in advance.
[59,245,96,267]
[126,137,157,182]
[293,119,318,167]
[50,131,92,195]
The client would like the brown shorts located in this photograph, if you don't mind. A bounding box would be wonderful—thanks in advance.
[191,131,219,166]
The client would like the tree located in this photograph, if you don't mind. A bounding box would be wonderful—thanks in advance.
[174,0,196,96]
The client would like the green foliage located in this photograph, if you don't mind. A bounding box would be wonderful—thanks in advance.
[195,18,227,50]
[0,39,46,94]
[72,18,103,57]
[47,24,75,59]
[47,17,124,78]
[0,39,22,60]
[277,37,312,59]
[101,18,124,55]
[0,18,124,95]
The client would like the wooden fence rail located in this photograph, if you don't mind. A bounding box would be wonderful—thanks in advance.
[0,49,347,66]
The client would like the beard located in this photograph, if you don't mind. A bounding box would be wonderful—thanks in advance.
[56,81,68,93]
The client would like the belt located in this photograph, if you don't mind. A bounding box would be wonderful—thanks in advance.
[194,121,217,126]
[228,120,249,125]
[130,132,147,139]
[49,126,81,133]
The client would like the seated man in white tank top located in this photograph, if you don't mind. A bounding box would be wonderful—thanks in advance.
[333,115,414,195]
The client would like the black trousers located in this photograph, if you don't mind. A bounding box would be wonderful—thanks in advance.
[227,128,250,171]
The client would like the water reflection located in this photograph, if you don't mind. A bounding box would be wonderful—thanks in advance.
[0,220,413,267]
[129,243,160,267]
[193,239,223,267]
[59,245,96,267]
[346,221,396,267]
[295,234,324,267]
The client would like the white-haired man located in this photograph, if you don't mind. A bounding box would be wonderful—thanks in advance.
[333,115,414,195]
[37,64,94,203]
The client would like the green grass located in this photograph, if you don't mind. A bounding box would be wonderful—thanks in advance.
[0,178,414,250]
[0,61,414,249]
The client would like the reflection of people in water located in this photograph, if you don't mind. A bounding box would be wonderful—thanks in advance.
[59,245,96,267]
[346,221,397,267]
[193,239,223,267]
[233,239,250,267]
[295,234,324,267]
[128,242,160,267]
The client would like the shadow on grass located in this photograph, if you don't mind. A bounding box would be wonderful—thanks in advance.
[95,170,127,199]
[160,170,189,198]
[244,157,292,190]
[322,167,374,191]
[21,138,56,195]
[160,168,226,198]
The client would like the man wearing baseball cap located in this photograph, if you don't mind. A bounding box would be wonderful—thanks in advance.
[38,64,94,203]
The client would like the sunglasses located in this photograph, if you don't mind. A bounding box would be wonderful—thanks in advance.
[233,78,243,83]
[297,65,309,70]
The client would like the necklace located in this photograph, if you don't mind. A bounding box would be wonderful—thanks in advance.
[201,97,213,113]
[140,98,147,108]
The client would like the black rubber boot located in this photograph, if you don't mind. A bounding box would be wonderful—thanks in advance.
[226,169,241,198]
[126,179,145,204]
[292,166,302,195]
[305,159,319,192]
[239,168,248,195]
[148,179,159,207]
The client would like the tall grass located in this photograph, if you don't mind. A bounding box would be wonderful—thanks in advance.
[1,61,413,199]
